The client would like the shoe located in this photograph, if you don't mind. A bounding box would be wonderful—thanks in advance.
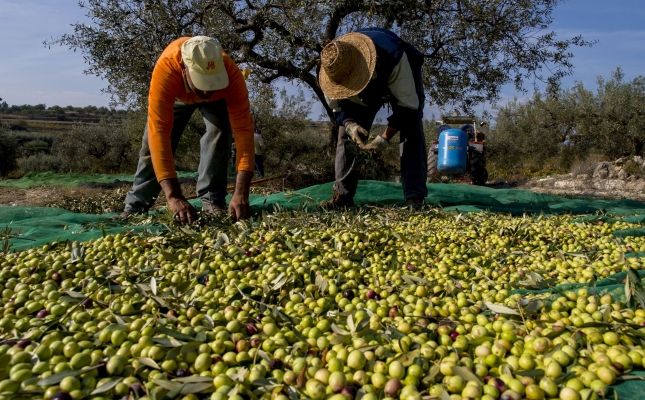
[321,192,355,210]
[201,199,227,215]
[405,198,424,210]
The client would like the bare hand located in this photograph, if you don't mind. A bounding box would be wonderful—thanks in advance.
[168,197,197,225]
[229,170,253,221]
[229,192,250,221]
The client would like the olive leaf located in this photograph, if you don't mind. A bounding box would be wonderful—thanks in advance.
[516,369,545,379]
[271,272,289,291]
[90,377,122,395]
[331,323,349,336]
[452,365,483,384]
[624,268,645,308]
[347,314,356,334]
[150,277,157,295]
[152,336,185,347]
[315,273,328,294]
[484,302,520,316]
[137,357,161,370]
[37,364,102,386]
[174,376,213,384]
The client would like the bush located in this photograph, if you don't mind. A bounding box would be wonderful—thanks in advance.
[0,134,17,176]
[16,154,61,173]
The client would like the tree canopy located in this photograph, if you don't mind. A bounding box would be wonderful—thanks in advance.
[489,68,645,173]
[53,0,591,121]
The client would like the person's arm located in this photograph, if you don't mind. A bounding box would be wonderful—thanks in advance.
[147,54,197,223]
[230,170,253,220]
[222,55,255,219]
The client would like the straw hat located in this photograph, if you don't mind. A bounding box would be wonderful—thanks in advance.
[319,32,376,100]
[181,36,229,91]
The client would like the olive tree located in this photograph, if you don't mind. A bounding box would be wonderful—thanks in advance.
[53,0,589,121]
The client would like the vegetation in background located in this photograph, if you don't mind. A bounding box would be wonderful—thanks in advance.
[1,70,644,182]
[52,0,590,122]
[487,69,645,178]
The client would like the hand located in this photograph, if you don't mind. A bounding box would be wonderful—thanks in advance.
[344,121,369,146]
[229,192,250,221]
[229,170,253,221]
[167,196,197,225]
[160,178,197,224]
[362,135,389,152]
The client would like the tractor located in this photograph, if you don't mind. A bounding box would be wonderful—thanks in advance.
[426,115,488,185]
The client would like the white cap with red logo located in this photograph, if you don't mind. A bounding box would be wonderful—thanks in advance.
[181,36,229,91]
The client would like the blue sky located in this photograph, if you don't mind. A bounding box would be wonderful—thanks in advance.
[0,0,644,116]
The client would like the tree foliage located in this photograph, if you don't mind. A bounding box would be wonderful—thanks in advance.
[489,69,645,175]
[52,0,590,120]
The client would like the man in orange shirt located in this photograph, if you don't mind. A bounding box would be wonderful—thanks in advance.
[121,36,255,224]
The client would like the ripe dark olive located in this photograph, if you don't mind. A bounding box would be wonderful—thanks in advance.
[51,272,62,283]
[341,384,357,398]
[17,339,31,348]
[174,368,189,377]
[130,383,145,396]
[269,359,284,370]
[343,289,355,300]
[246,323,258,335]
[52,392,73,400]
[366,289,378,299]
[36,309,49,318]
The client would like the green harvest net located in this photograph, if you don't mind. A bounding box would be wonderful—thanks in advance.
[1,180,644,397]
[1,180,644,251]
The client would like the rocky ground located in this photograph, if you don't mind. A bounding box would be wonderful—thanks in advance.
[521,156,645,201]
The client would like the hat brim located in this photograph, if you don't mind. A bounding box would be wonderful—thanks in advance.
[187,57,229,91]
[319,32,376,100]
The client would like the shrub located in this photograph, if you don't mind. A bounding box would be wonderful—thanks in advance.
[0,133,17,176]
[16,154,62,173]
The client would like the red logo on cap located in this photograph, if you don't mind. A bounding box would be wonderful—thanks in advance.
[207,61,216,70]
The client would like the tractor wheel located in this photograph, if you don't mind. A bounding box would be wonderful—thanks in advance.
[427,150,439,183]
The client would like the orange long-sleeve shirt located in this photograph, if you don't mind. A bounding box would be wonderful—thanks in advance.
[147,37,254,182]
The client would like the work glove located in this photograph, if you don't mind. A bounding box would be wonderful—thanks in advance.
[344,121,369,147]
[362,135,389,152]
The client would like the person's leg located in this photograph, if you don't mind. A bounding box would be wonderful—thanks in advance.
[255,155,265,177]
[400,47,428,203]
[399,112,428,202]
[123,103,195,213]
[332,106,380,204]
[196,100,231,210]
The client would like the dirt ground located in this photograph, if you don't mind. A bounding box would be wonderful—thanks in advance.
[0,177,288,214]
[1,175,642,215]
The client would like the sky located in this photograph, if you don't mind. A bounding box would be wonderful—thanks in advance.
[0,0,644,116]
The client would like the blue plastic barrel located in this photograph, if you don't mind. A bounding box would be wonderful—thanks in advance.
[437,128,468,174]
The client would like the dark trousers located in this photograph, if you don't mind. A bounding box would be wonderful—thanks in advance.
[255,155,265,177]
[124,100,232,212]
[333,112,428,201]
